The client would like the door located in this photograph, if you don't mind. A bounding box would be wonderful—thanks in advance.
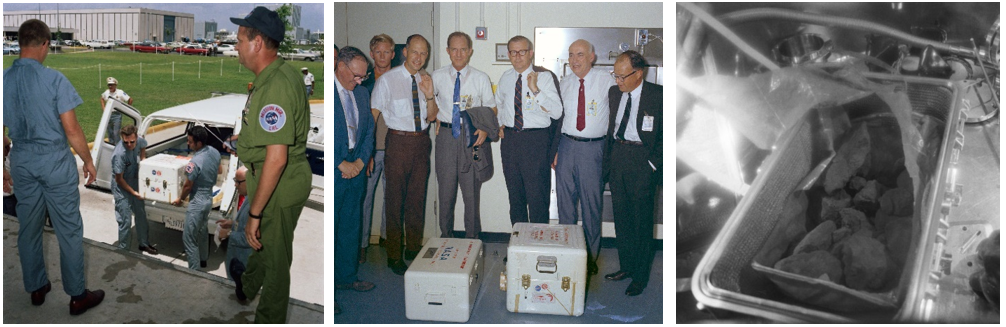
[90,98,143,190]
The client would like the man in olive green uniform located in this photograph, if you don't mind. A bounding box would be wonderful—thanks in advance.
[228,7,312,323]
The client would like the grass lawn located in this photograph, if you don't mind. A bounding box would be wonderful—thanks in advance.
[4,50,325,143]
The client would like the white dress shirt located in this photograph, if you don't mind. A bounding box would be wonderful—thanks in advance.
[101,89,131,102]
[303,72,315,86]
[371,65,432,132]
[431,64,495,123]
[613,82,643,142]
[494,66,563,129]
[559,68,616,138]
[336,80,357,149]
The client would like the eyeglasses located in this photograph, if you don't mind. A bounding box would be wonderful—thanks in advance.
[123,141,136,145]
[610,70,639,82]
[340,62,370,82]
[233,179,245,184]
[508,49,530,57]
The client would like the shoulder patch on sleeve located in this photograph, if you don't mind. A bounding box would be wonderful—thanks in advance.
[259,104,286,133]
[185,162,195,174]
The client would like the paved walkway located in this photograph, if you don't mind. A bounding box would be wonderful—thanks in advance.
[3,216,323,323]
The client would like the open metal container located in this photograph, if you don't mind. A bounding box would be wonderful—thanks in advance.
[691,72,968,322]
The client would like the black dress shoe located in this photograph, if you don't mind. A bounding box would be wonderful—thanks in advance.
[588,261,599,276]
[625,281,645,296]
[30,282,51,306]
[139,245,159,255]
[69,289,105,315]
[389,259,408,275]
[200,260,207,268]
[605,270,631,281]
[230,258,248,302]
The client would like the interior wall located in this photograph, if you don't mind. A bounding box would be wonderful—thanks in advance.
[338,2,663,240]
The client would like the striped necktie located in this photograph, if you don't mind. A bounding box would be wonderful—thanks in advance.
[343,89,357,148]
[514,74,523,130]
[412,75,421,131]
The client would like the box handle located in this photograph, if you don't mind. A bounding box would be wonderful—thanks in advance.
[536,255,557,274]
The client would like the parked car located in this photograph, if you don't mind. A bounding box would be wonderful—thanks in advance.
[174,44,210,55]
[90,94,325,233]
[222,49,239,57]
[282,49,319,61]
[3,44,19,55]
[215,44,235,54]
[129,42,169,53]
[82,40,113,49]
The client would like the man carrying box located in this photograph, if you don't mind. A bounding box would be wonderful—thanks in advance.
[112,125,157,255]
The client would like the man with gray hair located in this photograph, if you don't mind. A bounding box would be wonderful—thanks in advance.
[4,18,105,315]
[494,35,562,226]
[555,39,615,276]
[334,46,377,295]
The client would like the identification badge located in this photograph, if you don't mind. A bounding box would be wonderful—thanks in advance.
[588,100,598,116]
[642,115,654,131]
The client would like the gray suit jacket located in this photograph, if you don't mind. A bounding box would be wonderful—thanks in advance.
[463,106,499,183]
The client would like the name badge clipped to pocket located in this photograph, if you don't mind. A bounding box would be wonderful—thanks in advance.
[642,115,655,132]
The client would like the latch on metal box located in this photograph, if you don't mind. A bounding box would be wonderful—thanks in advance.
[561,276,570,292]
[522,274,531,289]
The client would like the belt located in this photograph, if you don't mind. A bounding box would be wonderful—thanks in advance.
[616,139,644,146]
[504,126,546,132]
[563,133,605,142]
[389,128,429,137]
[439,122,452,128]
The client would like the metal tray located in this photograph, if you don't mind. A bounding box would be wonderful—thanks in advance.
[691,73,967,322]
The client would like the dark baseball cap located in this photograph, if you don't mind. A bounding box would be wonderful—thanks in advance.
[230,6,285,43]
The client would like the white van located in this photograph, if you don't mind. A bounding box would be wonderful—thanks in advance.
[90,94,324,233]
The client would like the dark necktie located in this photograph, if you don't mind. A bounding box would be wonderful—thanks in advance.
[577,78,585,131]
[453,72,461,139]
[616,93,632,140]
[412,75,421,131]
[514,73,523,130]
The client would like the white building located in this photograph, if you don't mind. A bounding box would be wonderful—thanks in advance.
[194,21,217,41]
[4,8,194,43]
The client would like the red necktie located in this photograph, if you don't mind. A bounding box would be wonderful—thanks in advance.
[576,78,585,131]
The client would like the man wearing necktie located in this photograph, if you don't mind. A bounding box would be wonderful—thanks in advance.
[555,40,615,277]
[494,35,563,226]
[334,47,377,302]
[370,34,438,275]
[602,50,663,297]
[431,32,497,239]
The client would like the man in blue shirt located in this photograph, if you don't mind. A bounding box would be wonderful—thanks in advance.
[220,167,253,280]
[172,126,221,270]
[3,19,105,315]
[111,125,158,255]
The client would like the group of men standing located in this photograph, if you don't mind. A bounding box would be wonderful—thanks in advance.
[3,6,312,323]
[335,31,662,314]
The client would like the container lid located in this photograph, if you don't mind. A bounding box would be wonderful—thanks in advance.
[409,238,482,273]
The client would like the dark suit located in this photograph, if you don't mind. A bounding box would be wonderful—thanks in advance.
[602,81,662,288]
[334,84,375,285]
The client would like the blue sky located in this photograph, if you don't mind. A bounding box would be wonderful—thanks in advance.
[3,3,324,33]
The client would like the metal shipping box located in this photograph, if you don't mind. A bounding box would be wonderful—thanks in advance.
[138,153,190,203]
[503,223,586,316]
[404,238,484,323]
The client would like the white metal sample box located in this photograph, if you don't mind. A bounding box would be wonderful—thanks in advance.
[138,154,190,203]
[404,238,485,323]
[502,223,587,316]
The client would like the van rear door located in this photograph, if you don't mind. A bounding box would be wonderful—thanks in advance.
[90,99,143,190]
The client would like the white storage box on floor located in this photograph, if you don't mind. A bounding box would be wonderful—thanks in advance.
[502,223,587,316]
[139,154,190,203]
[404,238,484,322]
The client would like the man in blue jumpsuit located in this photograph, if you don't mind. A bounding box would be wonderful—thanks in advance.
[111,125,158,254]
[221,167,253,280]
[172,126,221,270]
[2,19,105,315]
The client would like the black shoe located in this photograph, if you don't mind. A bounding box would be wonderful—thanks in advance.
[200,260,207,268]
[69,289,105,315]
[230,258,248,302]
[588,261,599,276]
[625,281,645,296]
[139,245,159,255]
[30,282,51,306]
[404,250,419,261]
[389,259,408,275]
[605,270,631,281]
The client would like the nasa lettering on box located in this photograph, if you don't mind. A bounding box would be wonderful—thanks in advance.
[138,153,191,203]
[404,238,485,323]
